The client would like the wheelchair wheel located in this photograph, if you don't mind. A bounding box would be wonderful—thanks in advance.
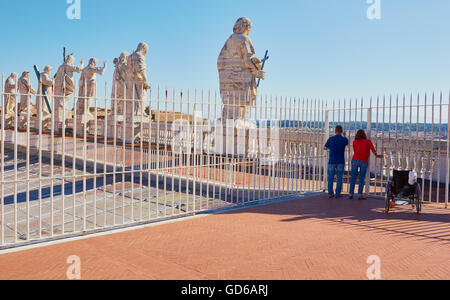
[385,183,392,214]
[416,184,422,214]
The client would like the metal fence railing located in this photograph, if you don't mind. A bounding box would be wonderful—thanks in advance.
[326,94,450,206]
[1,72,449,248]
[0,79,328,248]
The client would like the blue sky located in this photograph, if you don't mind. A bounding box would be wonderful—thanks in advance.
[1,0,450,102]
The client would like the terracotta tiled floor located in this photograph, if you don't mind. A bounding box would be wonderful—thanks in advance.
[0,194,449,280]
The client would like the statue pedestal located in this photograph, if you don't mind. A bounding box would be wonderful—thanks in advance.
[32,116,51,131]
[203,121,258,157]
[106,115,152,144]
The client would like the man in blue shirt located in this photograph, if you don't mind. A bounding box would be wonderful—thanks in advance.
[324,125,349,198]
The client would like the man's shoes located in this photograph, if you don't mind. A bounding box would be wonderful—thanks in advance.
[335,195,343,199]
[349,195,354,199]
[329,195,335,199]
[358,196,367,200]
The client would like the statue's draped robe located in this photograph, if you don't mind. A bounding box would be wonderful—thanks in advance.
[18,76,36,127]
[77,65,106,121]
[36,72,53,125]
[18,76,35,112]
[218,33,257,120]
[111,61,128,115]
[126,51,147,117]
[54,63,83,123]
[3,76,17,127]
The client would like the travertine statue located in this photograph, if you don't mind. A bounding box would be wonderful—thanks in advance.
[218,17,265,121]
[36,66,53,126]
[126,42,150,117]
[111,52,130,115]
[18,71,36,128]
[3,72,18,128]
[76,58,107,123]
[54,56,84,124]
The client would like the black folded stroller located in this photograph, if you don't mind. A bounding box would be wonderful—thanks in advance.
[385,170,422,214]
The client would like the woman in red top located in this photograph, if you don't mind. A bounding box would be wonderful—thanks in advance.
[349,130,383,200]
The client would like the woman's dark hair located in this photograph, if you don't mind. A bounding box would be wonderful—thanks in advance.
[355,129,368,140]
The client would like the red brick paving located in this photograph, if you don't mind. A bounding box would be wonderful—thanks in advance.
[0,194,449,280]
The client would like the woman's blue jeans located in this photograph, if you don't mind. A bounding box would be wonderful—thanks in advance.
[350,160,369,196]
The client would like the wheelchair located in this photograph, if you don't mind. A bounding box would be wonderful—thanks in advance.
[385,170,422,214]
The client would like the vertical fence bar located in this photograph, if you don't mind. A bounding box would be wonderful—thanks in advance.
[312,99,316,192]
[429,93,435,203]
[276,96,281,198]
[61,85,66,235]
[207,90,212,207]
[193,89,198,211]
[294,97,298,193]
[147,88,153,219]
[112,83,118,225]
[307,98,311,192]
[171,89,176,215]
[179,89,185,214]
[415,94,420,196]
[269,95,274,200]
[13,81,18,242]
[94,85,98,229]
[24,84,30,240]
[1,74,4,245]
[289,97,293,195]
[103,82,108,227]
[139,86,145,221]
[163,89,168,216]
[395,95,399,170]
[446,92,449,208]
[422,94,427,202]
[131,88,136,223]
[325,108,330,193]
[365,107,372,196]
[401,94,406,171]
[122,83,127,224]
[82,79,88,231]
[50,83,55,238]
[410,94,415,178]
[155,87,160,217]
[436,92,442,204]
[374,97,379,195]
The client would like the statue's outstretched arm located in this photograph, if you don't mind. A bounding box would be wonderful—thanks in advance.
[95,62,107,76]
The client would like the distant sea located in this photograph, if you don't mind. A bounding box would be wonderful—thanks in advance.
[255,120,449,138]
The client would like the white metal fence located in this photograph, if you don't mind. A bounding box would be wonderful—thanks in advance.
[327,94,450,206]
[0,79,329,248]
[1,74,449,248]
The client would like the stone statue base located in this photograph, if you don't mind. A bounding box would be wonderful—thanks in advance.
[106,114,152,144]
[32,116,51,131]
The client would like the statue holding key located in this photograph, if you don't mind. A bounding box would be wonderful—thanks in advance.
[217,17,268,122]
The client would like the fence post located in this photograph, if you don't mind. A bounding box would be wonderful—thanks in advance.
[446,95,449,208]
[324,109,330,191]
[365,108,372,196]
